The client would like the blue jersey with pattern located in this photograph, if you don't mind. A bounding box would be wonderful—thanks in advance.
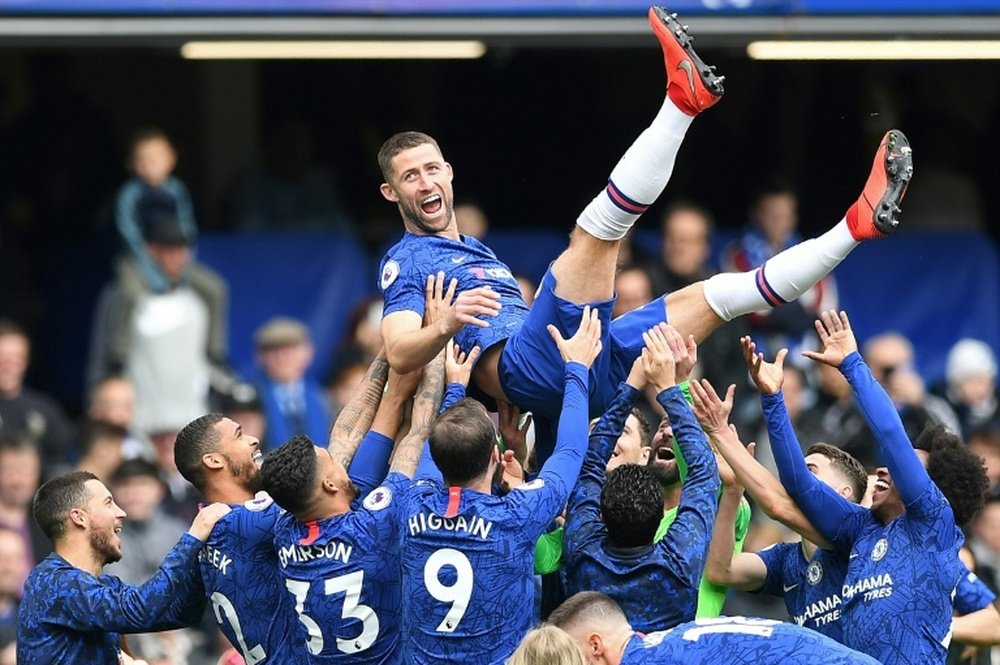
[398,364,590,664]
[272,472,411,664]
[621,616,880,664]
[200,495,305,664]
[954,566,996,614]
[378,232,528,356]
[755,541,848,641]
[564,385,719,632]
[18,534,203,665]
[762,352,964,665]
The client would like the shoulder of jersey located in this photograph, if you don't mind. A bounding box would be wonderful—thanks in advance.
[362,486,394,511]
[243,491,275,512]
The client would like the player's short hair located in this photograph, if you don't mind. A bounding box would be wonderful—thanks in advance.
[601,464,663,548]
[174,413,224,492]
[916,424,990,528]
[509,626,587,665]
[630,407,651,447]
[547,591,628,632]
[32,471,98,542]
[430,398,496,486]
[261,435,318,515]
[377,131,442,182]
[806,443,868,504]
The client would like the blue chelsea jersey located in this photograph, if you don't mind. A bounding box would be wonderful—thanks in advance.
[271,473,411,664]
[378,232,528,355]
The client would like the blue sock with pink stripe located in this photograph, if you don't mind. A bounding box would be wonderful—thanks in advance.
[576,98,693,241]
[703,219,858,321]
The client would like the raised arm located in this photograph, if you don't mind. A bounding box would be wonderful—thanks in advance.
[704,473,768,591]
[382,272,500,373]
[54,503,230,633]
[690,378,836,550]
[388,350,446,477]
[804,310,930,505]
[327,351,390,467]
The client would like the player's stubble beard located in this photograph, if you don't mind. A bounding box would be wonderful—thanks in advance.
[225,452,264,494]
[399,192,454,236]
[91,525,122,565]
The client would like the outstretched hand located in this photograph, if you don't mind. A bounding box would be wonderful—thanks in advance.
[547,305,603,368]
[444,339,480,387]
[741,336,787,395]
[690,377,735,436]
[642,324,686,392]
[497,400,531,467]
[425,271,502,334]
[802,309,858,368]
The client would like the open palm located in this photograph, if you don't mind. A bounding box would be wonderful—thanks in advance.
[741,336,786,395]
[802,310,858,368]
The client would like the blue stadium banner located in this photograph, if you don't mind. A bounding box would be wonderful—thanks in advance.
[1,0,998,16]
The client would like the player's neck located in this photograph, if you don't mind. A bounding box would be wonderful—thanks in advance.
[56,539,105,577]
[204,476,255,505]
[661,483,682,511]
[607,627,633,665]
[801,539,818,560]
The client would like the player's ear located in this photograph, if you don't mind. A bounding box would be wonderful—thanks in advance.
[202,452,225,471]
[445,162,453,180]
[380,182,399,203]
[587,632,606,658]
[69,507,88,529]
[641,447,651,464]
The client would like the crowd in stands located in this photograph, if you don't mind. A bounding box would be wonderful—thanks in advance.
[4,11,1000,662]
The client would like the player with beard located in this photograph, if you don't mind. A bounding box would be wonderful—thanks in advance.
[173,350,423,662]
[260,351,444,664]
[562,324,718,631]
[376,6,913,469]
[758,310,989,663]
[17,471,229,664]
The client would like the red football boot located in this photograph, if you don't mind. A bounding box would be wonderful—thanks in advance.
[648,6,724,116]
[847,129,913,241]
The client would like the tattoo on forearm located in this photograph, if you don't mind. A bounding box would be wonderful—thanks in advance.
[390,353,446,476]
[329,356,390,465]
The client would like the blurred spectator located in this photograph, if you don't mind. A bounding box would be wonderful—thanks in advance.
[863,332,960,435]
[0,438,46,572]
[88,205,229,437]
[104,459,196,665]
[722,183,837,362]
[455,201,490,239]
[0,526,26,659]
[325,297,383,390]
[225,118,354,234]
[970,497,1000,593]
[969,428,1000,499]
[326,361,369,421]
[219,382,267,444]
[114,128,198,295]
[796,362,875,469]
[0,320,72,477]
[646,200,714,295]
[942,339,1000,438]
[254,317,331,451]
[86,375,152,462]
[74,420,127,484]
[639,202,750,399]
[148,430,199,523]
[613,267,654,319]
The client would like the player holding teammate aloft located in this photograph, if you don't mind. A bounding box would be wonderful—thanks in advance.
[563,324,719,631]
[544,591,879,664]
[398,308,600,664]
[761,310,988,663]
[377,5,913,455]
[260,353,445,664]
[172,351,401,663]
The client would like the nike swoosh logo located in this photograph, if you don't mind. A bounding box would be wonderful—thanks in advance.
[849,553,859,559]
[783,584,798,592]
[451,256,465,264]
[677,59,697,94]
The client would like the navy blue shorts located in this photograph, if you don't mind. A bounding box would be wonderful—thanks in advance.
[499,265,667,421]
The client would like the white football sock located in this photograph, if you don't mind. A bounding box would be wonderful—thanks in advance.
[576,98,693,241]
[704,219,858,321]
